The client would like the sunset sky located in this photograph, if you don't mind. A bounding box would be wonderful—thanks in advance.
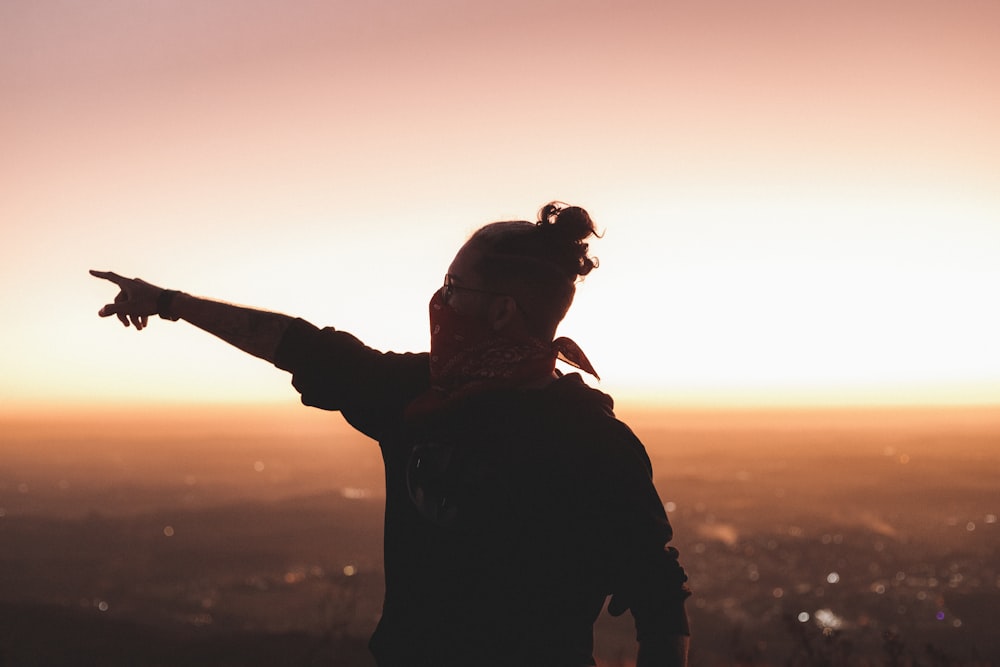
[2,0,998,413]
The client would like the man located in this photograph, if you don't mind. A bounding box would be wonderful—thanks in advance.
[92,202,690,666]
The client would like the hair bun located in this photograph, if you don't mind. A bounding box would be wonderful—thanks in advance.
[536,201,599,277]
[537,202,597,243]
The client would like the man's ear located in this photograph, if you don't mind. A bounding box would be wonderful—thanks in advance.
[489,295,520,331]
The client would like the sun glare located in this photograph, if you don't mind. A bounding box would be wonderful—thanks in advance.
[2,0,998,412]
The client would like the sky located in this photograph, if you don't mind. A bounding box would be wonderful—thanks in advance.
[2,0,999,413]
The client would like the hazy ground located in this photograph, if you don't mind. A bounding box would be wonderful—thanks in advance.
[1,404,998,666]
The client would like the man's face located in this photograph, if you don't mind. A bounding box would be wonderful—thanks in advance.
[440,243,495,320]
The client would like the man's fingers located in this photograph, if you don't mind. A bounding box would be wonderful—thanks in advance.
[98,303,129,323]
[90,269,127,285]
[92,271,156,331]
[98,303,151,330]
[98,290,130,316]
[98,304,131,327]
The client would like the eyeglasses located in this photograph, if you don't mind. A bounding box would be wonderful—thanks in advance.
[440,274,508,301]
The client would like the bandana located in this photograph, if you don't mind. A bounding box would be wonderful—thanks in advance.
[427,290,599,395]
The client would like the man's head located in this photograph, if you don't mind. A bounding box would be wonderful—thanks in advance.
[443,202,599,341]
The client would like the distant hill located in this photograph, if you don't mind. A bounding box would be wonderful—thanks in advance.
[0,601,374,667]
[1,407,997,665]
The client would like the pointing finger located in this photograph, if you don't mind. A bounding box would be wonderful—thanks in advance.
[90,270,126,285]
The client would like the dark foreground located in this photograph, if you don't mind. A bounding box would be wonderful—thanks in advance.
[1,406,997,666]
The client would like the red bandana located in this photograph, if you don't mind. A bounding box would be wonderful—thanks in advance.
[427,290,599,395]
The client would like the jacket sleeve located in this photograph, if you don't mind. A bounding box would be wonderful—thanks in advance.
[273,318,430,440]
[598,420,692,639]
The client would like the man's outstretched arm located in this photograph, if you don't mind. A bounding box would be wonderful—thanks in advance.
[90,270,294,364]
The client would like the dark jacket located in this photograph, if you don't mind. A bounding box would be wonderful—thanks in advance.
[274,319,689,667]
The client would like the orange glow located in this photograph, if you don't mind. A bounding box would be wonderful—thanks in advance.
[2,0,999,412]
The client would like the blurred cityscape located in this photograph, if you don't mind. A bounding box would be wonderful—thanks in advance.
[1,408,997,666]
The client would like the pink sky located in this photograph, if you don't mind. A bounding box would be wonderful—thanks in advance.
[2,0,999,411]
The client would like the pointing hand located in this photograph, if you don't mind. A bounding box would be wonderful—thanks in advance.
[90,269,164,330]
